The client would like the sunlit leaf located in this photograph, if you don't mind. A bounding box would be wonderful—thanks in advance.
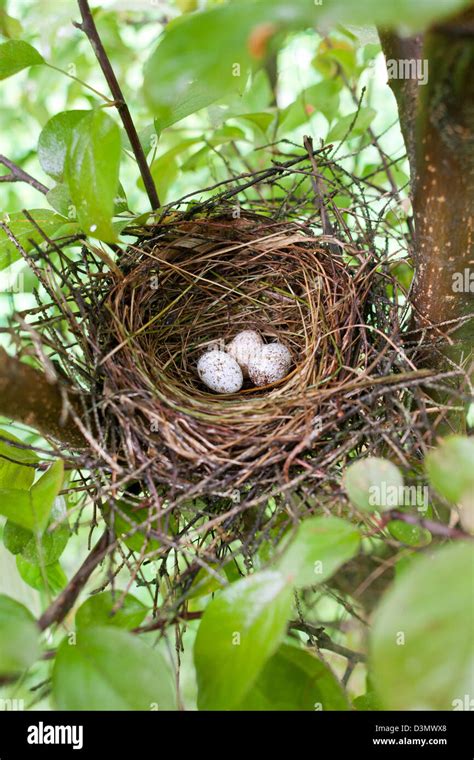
[276,515,361,587]
[0,39,43,80]
[194,570,293,710]
[65,110,121,242]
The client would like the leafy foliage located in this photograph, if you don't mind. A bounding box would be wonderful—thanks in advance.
[0,0,472,715]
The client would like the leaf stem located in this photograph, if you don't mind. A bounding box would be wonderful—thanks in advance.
[45,62,112,103]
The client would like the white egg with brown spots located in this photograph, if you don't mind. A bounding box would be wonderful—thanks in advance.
[248,342,292,386]
[197,349,243,393]
[226,330,263,377]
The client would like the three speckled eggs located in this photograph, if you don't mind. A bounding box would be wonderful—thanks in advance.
[197,329,292,394]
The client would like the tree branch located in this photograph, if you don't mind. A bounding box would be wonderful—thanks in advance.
[289,620,366,663]
[410,10,474,354]
[378,30,423,194]
[0,154,49,195]
[74,0,160,211]
[0,348,85,448]
[38,529,111,630]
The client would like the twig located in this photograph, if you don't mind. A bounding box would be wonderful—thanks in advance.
[38,529,111,630]
[289,620,366,663]
[303,135,335,237]
[0,154,49,195]
[133,610,203,634]
[74,0,160,210]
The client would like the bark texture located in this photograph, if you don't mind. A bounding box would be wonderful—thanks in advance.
[0,348,85,448]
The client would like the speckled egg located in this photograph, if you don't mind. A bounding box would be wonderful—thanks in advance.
[226,330,263,377]
[197,349,243,393]
[248,342,292,386]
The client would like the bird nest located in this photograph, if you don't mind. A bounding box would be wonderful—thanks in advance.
[6,147,462,536]
[95,210,371,491]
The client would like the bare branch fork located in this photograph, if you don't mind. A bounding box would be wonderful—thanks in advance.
[74,0,160,211]
[0,154,49,195]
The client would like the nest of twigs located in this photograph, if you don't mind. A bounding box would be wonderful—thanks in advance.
[96,209,373,490]
[7,146,465,564]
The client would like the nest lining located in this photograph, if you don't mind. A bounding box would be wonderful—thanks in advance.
[97,212,372,484]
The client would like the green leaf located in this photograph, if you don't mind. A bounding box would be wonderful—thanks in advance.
[143,1,316,126]
[238,111,274,135]
[371,542,474,710]
[148,153,179,205]
[194,570,293,710]
[344,457,404,513]
[38,110,88,181]
[425,436,474,503]
[16,556,67,594]
[46,184,72,217]
[4,497,70,565]
[152,79,225,134]
[0,40,43,80]
[53,626,176,710]
[387,518,431,547]
[0,209,69,270]
[353,689,383,711]
[279,80,341,133]
[0,8,23,39]
[277,515,361,587]
[0,459,63,531]
[238,643,349,710]
[65,110,121,242]
[327,107,376,142]
[29,459,64,530]
[76,591,148,630]
[0,429,38,489]
[0,594,40,674]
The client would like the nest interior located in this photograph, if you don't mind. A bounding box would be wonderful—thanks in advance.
[97,210,373,489]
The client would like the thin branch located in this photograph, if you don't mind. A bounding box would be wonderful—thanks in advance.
[38,529,110,630]
[289,620,366,663]
[0,154,49,195]
[74,0,160,211]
